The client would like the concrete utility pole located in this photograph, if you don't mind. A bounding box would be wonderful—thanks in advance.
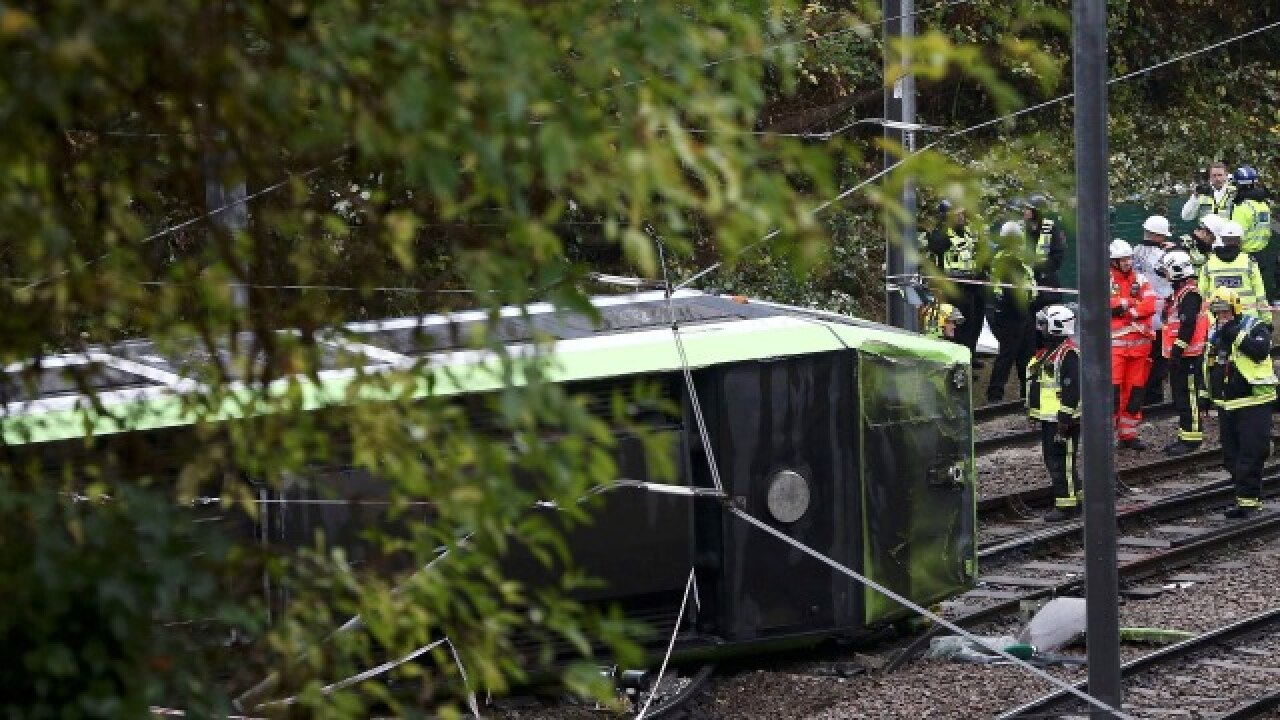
[203,142,250,309]
[1072,0,1123,715]
[884,0,918,331]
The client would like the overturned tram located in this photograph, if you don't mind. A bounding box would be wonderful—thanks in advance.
[1,290,976,700]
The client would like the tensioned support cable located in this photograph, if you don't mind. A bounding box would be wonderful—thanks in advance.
[724,506,1134,719]
[634,568,698,720]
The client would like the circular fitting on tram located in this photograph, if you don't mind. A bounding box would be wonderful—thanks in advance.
[766,470,810,523]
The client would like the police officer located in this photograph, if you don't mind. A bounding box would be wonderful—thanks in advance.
[926,200,988,360]
[1181,161,1235,222]
[1156,251,1210,455]
[1205,287,1276,518]
[1228,166,1275,304]
[1109,239,1158,450]
[1199,220,1268,318]
[1026,304,1081,522]
[1022,194,1067,307]
[986,221,1037,402]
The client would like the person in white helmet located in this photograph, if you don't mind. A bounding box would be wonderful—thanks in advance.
[1109,239,1158,450]
[1132,215,1176,404]
[1178,213,1225,269]
[1155,250,1210,455]
[986,221,1037,403]
[1026,304,1081,521]
[1198,219,1268,318]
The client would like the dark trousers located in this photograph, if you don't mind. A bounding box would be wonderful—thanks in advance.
[946,281,986,358]
[1250,246,1280,303]
[1145,339,1167,403]
[1168,355,1205,444]
[1219,401,1271,502]
[987,310,1034,402]
[1041,421,1080,507]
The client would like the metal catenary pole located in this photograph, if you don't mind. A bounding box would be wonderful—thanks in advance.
[884,0,919,331]
[1072,0,1123,714]
[203,138,251,310]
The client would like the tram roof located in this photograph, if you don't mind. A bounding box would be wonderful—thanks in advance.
[1,290,968,446]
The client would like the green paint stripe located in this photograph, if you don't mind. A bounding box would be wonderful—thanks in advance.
[3,320,871,446]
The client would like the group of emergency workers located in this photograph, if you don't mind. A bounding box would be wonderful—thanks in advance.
[921,164,1274,523]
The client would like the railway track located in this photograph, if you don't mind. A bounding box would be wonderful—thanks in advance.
[997,606,1280,719]
[974,402,1175,454]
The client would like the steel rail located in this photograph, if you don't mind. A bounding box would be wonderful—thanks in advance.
[995,605,1280,719]
[979,462,1280,560]
[974,402,1174,454]
[977,441,1236,515]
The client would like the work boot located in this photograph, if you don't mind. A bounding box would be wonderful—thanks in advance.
[1164,441,1201,457]
[1044,507,1079,522]
[1118,438,1149,451]
[1224,505,1262,519]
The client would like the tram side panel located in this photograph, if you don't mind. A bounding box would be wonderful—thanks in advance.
[857,352,976,625]
[693,351,862,643]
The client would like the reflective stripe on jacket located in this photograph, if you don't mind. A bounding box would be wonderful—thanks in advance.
[1161,284,1208,358]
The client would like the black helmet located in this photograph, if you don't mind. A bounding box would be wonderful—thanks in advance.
[937,199,953,217]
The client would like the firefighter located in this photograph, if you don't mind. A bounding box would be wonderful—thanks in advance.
[920,296,965,341]
[1109,239,1158,450]
[926,200,988,361]
[1133,215,1176,403]
[1022,194,1067,307]
[1026,304,1081,521]
[1181,161,1235,222]
[1198,220,1268,318]
[1156,250,1210,455]
[986,221,1037,403]
[1204,287,1276,518]
[1228,166,1275,304]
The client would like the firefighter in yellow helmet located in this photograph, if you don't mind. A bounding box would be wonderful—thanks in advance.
[1205,286,1276,518]
[920,295,966,341]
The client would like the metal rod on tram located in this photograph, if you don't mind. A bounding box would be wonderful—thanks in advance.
[1073,0,1123,714]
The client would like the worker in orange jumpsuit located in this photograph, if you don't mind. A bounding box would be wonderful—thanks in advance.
[1109,239,1158,450]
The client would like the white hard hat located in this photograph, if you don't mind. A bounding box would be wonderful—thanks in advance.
[1158,250,1196,281]
[1219,220,1245,239]
[1142,215,1171,236]
[999,220,1023,237]
[1201,213,1225,236]
[1036,304,1076,336]
[1109,239,1134,259]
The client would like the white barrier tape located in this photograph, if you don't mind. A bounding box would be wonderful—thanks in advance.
[886,273,1080,296]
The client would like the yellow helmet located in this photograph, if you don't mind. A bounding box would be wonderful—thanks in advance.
[940,302,965,326]
[1208,286,1244,316]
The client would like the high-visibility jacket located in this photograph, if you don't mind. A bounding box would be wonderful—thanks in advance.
[1207,315,1278,410]
[1109,267,1156,352]
[942,227,978,274]
[1232,198,1273,254]
[1026,339,1080,421]
[1034,219,1056,261]
[1198,251,1267,317]
[1161,283,1209,358]
[1196,184,1236,218]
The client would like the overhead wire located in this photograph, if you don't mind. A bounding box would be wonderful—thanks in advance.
[674,19,1280,291]
[19,155,345,292]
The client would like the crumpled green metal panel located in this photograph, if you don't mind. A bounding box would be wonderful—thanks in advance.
[857,349,977,625]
